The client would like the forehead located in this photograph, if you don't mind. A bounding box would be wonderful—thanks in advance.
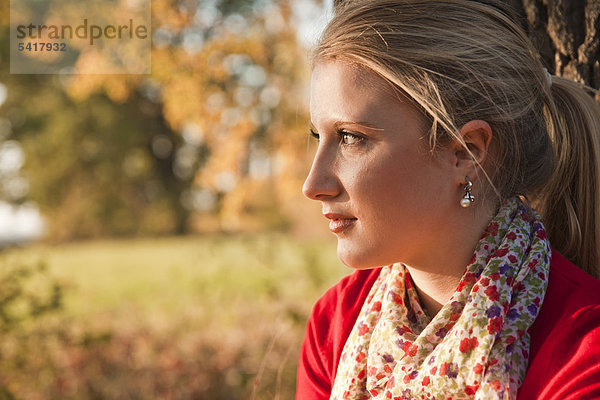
[311,60,396,101]
[310,60,410,126]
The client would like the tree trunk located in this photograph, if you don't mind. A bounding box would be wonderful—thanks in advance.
[518,0,599,92]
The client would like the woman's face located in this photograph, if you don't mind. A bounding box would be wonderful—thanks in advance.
[304,61,460,269]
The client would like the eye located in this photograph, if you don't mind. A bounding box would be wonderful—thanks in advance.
[309,128,320,141]
[340,131,363,145]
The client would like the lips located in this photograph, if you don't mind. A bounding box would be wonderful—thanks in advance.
[324,213,357,234]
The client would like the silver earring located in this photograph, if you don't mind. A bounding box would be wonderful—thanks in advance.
[460,177,475,208]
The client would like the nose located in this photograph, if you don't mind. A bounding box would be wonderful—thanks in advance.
[302,149,341,201]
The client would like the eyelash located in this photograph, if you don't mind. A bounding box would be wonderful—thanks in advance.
[310,129,320,140]
[309,129,364,146]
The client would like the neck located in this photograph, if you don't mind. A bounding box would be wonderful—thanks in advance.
[404,202,497,318]
[405,267,463,317]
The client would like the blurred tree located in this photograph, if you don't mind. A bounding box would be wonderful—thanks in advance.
[0,5,196,239]
[67,0,314,231]
[0,0,319,240]
[0,69,195,239]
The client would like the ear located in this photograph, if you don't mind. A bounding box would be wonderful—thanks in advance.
[450,120,493,181]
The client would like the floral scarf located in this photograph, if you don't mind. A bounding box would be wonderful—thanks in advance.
[330,198,550,400]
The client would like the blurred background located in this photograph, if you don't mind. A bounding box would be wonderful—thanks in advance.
[0,1,349,399]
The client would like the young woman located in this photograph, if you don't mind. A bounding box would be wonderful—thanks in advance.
[296,1,600,399]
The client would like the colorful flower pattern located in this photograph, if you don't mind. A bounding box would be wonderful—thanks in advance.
[330,198,550,400]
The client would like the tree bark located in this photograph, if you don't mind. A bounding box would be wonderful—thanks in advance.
[519,0,599,91]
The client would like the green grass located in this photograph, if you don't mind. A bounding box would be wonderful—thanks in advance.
[6,233,347,320]
[1,233,350,400]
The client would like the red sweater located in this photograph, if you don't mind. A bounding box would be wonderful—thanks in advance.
[296,251,600,399]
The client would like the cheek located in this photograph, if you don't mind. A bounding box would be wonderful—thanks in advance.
[357,154,418,203]
[355,154,448,226]
[346,159,415,230]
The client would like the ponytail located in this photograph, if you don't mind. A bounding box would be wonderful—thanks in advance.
[538,77,600,279]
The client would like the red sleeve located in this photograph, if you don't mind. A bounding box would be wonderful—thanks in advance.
[519,251,600,399]
[296,294,335,400]
[532,306,600,400]
[296,268,381,400]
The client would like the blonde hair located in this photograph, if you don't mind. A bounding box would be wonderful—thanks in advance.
[313,0,600,278]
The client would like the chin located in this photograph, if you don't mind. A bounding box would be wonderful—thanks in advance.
[337,245,384,270]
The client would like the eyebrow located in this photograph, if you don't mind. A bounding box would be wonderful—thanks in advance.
[309,120,384,132]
